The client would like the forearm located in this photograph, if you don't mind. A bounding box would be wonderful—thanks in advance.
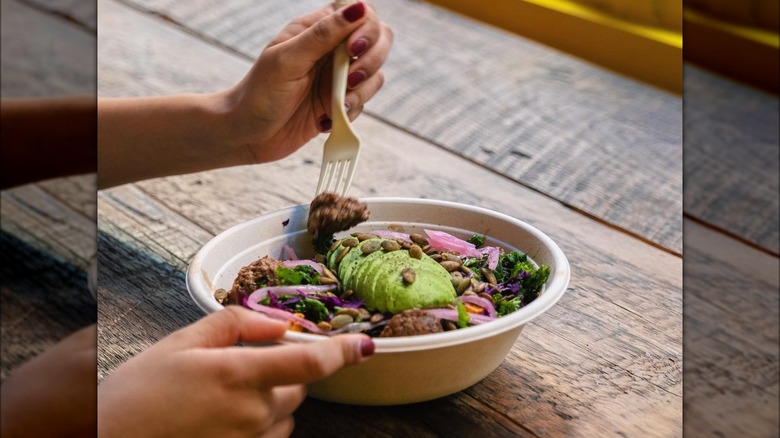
[1,96,97,190]
[97,92,250,189]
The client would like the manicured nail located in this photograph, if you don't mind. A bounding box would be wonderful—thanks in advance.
[342,2,365,23]
[360,338,375,357]
[347,70,366,89]
[318,115,332,132]
[350,38,368,57]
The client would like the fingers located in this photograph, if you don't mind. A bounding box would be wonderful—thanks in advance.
[260,416,295,438]
[160,306,288,351]
[345,70,384,121]
[345,9,393,89]
[233,334,375,387]
[269,385,306,421]
[284,2,370,67]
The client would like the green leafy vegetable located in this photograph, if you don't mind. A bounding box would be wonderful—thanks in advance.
[496,296,523,317]
[467,233,486,248]
[276,266,320,286]
[456,301,471,328]
[295,298,329,322]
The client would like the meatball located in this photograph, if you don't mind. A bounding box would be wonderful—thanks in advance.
[229,256,284,303]
[307,192,369,237]
[379,309,443,337]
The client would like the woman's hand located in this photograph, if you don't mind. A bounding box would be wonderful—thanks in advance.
[222,1,393,164]
[98,1,392,188]
[98,306,374,437]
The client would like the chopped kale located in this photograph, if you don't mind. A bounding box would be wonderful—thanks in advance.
[295,298,329,322]
[467,233,486,248]
[496,296,523,317]
[276,265,320,286]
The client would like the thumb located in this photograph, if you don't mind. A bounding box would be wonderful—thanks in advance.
[284,2,368,66]
[161,306,289,350]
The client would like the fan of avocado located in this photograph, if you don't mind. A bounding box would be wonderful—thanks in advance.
[327,237,456,314]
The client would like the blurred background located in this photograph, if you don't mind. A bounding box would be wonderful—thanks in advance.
[0,0,96,383]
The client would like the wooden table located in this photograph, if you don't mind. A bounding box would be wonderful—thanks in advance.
[2,0,777,436]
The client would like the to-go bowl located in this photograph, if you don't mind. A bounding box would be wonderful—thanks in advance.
[187,198,570,405]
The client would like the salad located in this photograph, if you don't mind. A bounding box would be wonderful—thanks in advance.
[214,196,550,338]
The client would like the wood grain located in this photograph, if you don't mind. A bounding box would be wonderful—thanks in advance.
[1,0,97,378]
[684,64,780,254]
[684,219,779,437]
[97,2,682,435]
[116,0,683,254]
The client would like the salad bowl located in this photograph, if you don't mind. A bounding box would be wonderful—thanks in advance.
[187,198,570,405]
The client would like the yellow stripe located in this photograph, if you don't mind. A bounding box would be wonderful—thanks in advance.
[684,8,780,48]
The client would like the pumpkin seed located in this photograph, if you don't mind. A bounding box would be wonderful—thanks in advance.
[335,245,350,264]
[341,237,359,247]
[474,282,487,293]
[214,288,229,304]
[450,271,464,287]
[369,313,385,324]
[457,277,471,294]
[353,232,378,241]
[440,261,461,272]
[409,244,424,260]
[340,289,354,300]
[397,239,412,249]
[442,253,461,263]
[410,233,428,245]
[402,268,416,284]
[329,240,342,252]
[360,240,381,254]
[320,264,337,280]
[317,321,333,332]
[442,320,458,331]
[381,239,401,251]
[357,308,371,320]
[330,314,354,329]
[318,276,339,285]
[481,268,497,285]
[336,307,360,318]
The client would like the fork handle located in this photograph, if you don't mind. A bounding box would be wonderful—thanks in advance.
[331,0,354,128]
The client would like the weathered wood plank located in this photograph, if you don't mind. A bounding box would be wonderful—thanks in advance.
[0,0,97,382]
[684,64,780,254]
[683,219,779,438]
[97,2,682,435]
[0,0,95,98]
[116,0,683,254]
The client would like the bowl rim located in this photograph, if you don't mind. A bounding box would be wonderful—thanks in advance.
[187,197,570,353]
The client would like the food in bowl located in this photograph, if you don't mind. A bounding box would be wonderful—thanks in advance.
[214,194,550,338]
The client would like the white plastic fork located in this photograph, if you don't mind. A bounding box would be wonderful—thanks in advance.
[315,0,361,197]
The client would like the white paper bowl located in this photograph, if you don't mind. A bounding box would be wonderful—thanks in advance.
[187,198,570,405]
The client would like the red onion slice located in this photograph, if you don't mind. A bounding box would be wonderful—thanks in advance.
[282,244,298,260]
[458,295,497,318]
[245,302,324,334]
[424,229,481,257]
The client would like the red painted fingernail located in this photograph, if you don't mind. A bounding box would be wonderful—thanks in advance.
[343,2,365,22]
[318,115,332,132]
[350,38,368,57]
[347,70,366,88]
[360,338,375,357]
